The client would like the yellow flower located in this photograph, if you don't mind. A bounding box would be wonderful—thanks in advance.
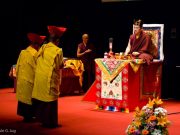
[135,106,140,112]
[146,97,163,108]
[147,98,154,108]
[134,119,141,127]
[142,129,149,135]
[154,97,163,105]
[140,110,145,116]
[157,116,170,127]
[134,107,140,117]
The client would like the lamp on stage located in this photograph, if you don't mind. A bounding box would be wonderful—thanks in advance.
[108,37,114,57]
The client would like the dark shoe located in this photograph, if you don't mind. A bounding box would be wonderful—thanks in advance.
[23,117,36,123]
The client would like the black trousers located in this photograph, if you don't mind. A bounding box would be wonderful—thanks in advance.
[17,101,34,119]
[32,98,58,127]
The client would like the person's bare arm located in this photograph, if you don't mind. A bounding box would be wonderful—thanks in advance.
[125,39,131,55]
[77,47,92,58]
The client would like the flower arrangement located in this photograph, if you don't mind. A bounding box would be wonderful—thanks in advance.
[126,97,170,135]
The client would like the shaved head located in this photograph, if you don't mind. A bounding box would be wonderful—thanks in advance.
[82,34,89,39]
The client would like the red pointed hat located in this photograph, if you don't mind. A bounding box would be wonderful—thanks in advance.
[27,33,46,44]
[47,26,67,37]
[40,36,46,41]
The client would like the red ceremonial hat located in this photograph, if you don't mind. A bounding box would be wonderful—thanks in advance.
[47,26,67,37]
[40,36,46,41]
[27,33,46,44]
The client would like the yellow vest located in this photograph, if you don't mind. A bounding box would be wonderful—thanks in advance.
[16,46,37,105]
[32,42,63,102]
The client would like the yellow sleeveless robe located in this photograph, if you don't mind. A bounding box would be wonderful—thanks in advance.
[16,46,37,105]
[32,42,63,102]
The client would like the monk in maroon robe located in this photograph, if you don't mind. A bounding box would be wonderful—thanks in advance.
[77,34,95,92]
[125,19,153,65]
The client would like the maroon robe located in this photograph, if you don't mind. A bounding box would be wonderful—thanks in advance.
[129,31,153,65]
[77,42,95,92]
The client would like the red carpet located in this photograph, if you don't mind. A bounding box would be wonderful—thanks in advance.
[0,88,180,135]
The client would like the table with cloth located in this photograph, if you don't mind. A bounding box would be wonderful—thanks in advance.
[83,58,162,112]
[60,59,84,96]
[10,59,84,96]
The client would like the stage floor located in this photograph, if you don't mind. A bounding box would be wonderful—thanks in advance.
[0,88,180,135]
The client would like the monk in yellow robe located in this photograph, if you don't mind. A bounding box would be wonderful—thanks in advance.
[16,33,46,122]
[32,26,66,128]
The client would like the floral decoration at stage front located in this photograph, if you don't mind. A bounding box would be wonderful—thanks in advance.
[126,97,170,135]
